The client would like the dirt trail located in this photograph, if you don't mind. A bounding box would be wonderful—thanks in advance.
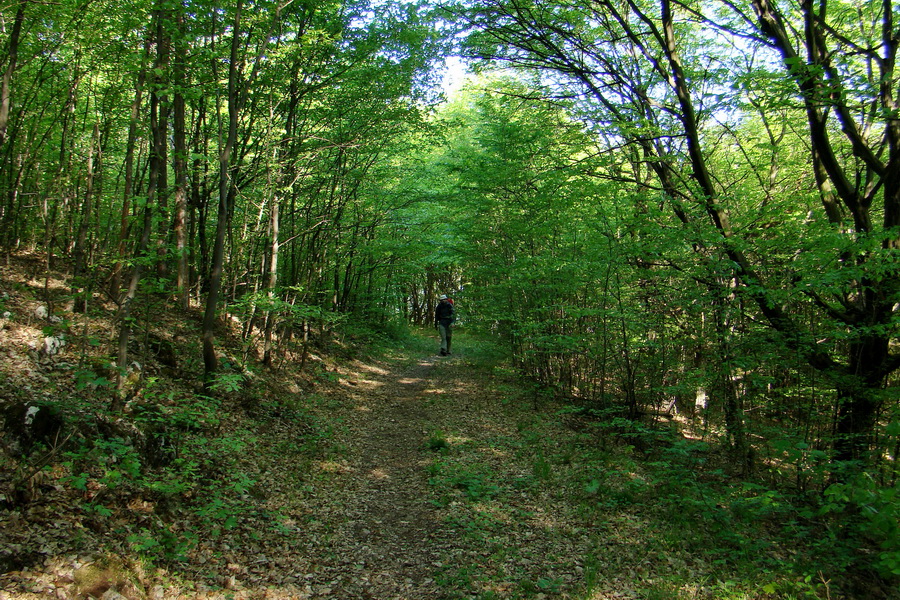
[291,354,453,599]
[2,339,597,600]
[277,345,601,600]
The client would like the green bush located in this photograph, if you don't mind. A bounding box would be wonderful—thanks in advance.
[426,430,450,453]
[821,474,900,578]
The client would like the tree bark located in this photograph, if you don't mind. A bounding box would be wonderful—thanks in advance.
[110,36,150,298]
[203,0,243,382]
[262,191,280,367]
[172,3,189,308]
[0,0,26,150]
[153,2,171,280]
[72,123,99,313]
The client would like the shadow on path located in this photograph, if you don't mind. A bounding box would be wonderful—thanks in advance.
[295,354,454,599]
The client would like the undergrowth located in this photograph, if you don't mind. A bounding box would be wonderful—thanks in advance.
[2,264,897,599]
[419,342,900,600]
[0,267,356,581]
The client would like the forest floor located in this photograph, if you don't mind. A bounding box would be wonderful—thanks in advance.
[0,325,646,600]
[0,255,896,600]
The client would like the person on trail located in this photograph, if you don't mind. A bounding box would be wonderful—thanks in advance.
[435,294,455,356]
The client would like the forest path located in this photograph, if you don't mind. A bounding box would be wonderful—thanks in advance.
[292,352,450,598]
[267,337,609,600]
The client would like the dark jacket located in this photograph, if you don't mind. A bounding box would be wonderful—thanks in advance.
[435,300,455,326]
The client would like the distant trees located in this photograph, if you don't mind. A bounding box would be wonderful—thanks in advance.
[6,0,899,583]
[433,0,900,473]
[3,0,899,480]
[0,0,441,383]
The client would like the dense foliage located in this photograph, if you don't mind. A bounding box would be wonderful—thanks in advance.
[2,0,900,595]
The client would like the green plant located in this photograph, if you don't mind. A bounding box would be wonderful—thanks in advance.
[434,564,476,594]
[194,497,241,533]
[127,528,161,555]
[427,459,504,504]
[820,474,900,577]
[86,438,142,489]
[74,367,111,391]
[531,449,551,481]
[427,430,450,453]
[127,526,196,564]
[759,573,836,599]
[520,576,561,595]
[132,391,221,432]
[449,471,501,501]
[41,318,71,338]
[446,511,496,542]
[146,458,200,496]
[208,372,244,393]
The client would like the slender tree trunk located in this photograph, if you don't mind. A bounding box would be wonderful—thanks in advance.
[172,3,189,308]
[191,97,209,294]
[714,289,750,472]
[3,150,24,255]
[115,201,154,406]
[261,92,285,367]
[72,123,99,313]
[115,23,166,400]
[43,56,80,298]
[262,193,279,367]
[0,0,26,150]
[153,3,170,280]
[203,0,242,382]
[110,37,150,298]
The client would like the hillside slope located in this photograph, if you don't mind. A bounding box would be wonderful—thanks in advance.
[1,255,896,600]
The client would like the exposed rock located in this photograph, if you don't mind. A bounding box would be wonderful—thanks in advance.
[41,335,66,356]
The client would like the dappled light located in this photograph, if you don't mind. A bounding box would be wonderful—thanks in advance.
[356,364,391,377]
[1,0,899,598]
[368,468,391,481]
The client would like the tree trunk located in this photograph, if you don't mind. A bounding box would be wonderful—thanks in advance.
[110,36,150,298]
[191,96,209,294]
[153,3,170,281]
[0,0,26,150]
[748,0,900,464]
[202,0,242,383]
[262,192,279,367]
[72,123,99,313]
[172,3,189,308]
[115,21,167,399]
[833,336,892,463]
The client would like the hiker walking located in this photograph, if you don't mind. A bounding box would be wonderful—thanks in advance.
[435,294,455,356]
